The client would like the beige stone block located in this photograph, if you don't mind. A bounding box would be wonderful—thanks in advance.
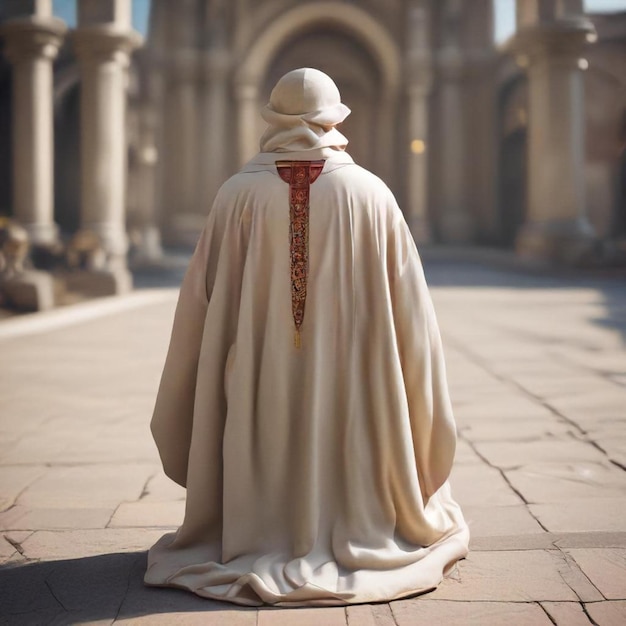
[455,396,554,421]
[451,439,482,465]
[566,548,626,600]
[20,528,166,559]
[463,505,544,537]
[391,599,553,625]
[585,600,626,625]
[0,465,46,511]
[506,462,626,504]
[17,464,154,508]
[541,601,594,626]
[530,499,626,533]
[0,506,113,531]
[109,501,184,528]
[448,464,523,507]
[474,439,607,470]
[141,472,187,502]
[257,607,347,625]
[346,603,395,626]
[458,417,573,442]
[547,388,626,423]
[427,550,578,601]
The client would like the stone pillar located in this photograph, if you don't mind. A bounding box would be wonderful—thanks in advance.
[72,2,141,293]
[437,0,474,243]
[236,81,260,165]
[405,0,433,243]
[1,10,66,247]
[510,1,596,263]
[197,47,230,211]
[161,49,200,245]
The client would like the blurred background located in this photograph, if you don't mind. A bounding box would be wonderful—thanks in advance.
[0,0,625,312]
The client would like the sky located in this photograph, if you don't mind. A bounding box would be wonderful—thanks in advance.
[52,0,151,34]
[52,0,626,43]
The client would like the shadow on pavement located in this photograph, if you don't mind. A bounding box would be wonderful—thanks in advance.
[422,259,626,345]
[0,552,251,624]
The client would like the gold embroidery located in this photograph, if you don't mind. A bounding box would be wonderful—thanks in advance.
[276,160,325,348]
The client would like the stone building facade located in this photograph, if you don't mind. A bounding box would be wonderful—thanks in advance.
[0,0,625,310]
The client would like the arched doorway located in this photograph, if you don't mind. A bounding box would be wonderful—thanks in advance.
[261,28,380,173]
[234,2,401,186]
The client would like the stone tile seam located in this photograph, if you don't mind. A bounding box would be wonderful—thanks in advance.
[555,549,606,603]
[445,335,625,473]
[459,433,550,533]
[538,601,558,625]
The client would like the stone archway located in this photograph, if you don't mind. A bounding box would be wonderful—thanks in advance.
[234,2,401,183]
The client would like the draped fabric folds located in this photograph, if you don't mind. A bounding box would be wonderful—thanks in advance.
[145,148,469,606]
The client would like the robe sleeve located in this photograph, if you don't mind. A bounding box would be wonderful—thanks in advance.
[150,223,215,487]
[387,212,458,500]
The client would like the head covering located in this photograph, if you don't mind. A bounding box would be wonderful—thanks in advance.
[259,68,351,153]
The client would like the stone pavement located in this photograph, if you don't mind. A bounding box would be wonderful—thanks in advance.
[0,258,625,625]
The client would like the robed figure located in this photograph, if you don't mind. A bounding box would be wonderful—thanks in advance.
[145,68,469,606]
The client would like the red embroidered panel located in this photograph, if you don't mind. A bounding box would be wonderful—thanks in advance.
[276,160,325,348]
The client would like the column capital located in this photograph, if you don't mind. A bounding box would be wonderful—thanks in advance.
[507,17,596,63]
[1,16,67,63]
[73,24,142,67]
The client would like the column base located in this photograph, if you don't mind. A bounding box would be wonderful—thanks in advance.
[439,211,474,244]
[64,268,133,297]
[0,270,55,312]
[516,218,597,265]
[163,213,207,247]
[129,225,163,267]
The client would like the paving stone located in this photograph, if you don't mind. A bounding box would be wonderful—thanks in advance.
[540,601,593,626]
[504,462,626,504]
[117,612,256,625]
[474,439,608,470]
[0,465,46,511]
[427,550,579,602]
[513,375,614,400]
[109,501,184,528]
[49,614,114,625]
[547,388,626,423]
[391,599,553,625]
[565,548,626,600]
[20,529,166,560]
[462,505,544,537]
[0,609,66,625]
[448,463,523,507]
[257,607,347,625]
[458,417,573,442]
[585,600,626,625]
[530,498,626,533]
[17,464,154,509]
[141,472,187,502]
[0,506,114,531]
[454,396,555,421]
[346,603,395,626]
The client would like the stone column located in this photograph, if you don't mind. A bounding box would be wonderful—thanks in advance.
[161,49,200,245]
[405,0,433,243]
[510,1,596,263]
[72,5,141,293]
[236,80,260,166]
[197,47,230,211]
[437,0,474,243]
[1,12,66,247]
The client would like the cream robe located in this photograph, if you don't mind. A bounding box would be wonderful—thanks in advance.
[145,148,469,606]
